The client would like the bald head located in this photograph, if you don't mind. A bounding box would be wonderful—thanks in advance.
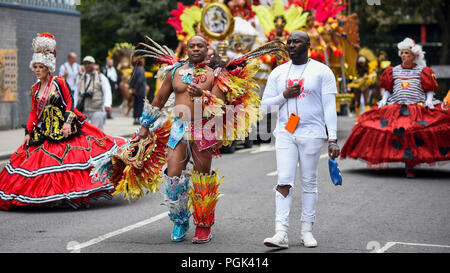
[186,35,208,64]
[68,52,77,64]
[286,31,310,64]
[289,30,310,44]
[187,35,208,47]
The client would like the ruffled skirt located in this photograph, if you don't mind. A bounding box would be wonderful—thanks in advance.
[340,103,450,168]
[0,122,127,210]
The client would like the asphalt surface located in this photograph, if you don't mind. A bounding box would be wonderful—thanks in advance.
[0,115,449,254]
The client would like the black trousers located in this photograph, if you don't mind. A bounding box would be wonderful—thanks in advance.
[133,95,145,119]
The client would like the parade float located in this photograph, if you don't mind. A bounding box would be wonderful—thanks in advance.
[164,0,362,118]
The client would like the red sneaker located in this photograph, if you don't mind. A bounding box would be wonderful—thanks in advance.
[192,226,212,244]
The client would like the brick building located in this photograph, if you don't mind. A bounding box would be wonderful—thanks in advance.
[0,0,80,130]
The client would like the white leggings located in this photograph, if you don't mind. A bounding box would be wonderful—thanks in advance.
[274,131,324,229]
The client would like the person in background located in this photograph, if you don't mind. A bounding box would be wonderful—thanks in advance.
[129,56,147,125]
[442,90,450,110]
[59,52,82,105]
[102,58,119,119]
[77,56,112,130]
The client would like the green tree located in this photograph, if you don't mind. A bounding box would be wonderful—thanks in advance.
[352,0,449,65]
[77,0,195,66]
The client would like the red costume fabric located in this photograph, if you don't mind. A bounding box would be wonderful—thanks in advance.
[379,66,438,93]
[0,76,127,210]
[341,65,450,168]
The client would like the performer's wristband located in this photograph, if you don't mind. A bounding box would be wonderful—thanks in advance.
[140,98,162,128]
[328,142,339,148]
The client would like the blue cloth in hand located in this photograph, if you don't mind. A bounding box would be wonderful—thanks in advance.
[328,158,342,186]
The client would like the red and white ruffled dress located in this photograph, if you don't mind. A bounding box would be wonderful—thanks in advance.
[0,76,127,210]
[341,64,450,168]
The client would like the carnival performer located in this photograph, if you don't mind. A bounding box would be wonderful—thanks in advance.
[348,54,377,117]
[267,16,290,43]
[137,36,225,243]
[341,38,450,178]
[0,33,127,210]
[262,31,340,248]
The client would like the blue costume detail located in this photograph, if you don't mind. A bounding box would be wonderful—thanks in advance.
[328,159,342,186]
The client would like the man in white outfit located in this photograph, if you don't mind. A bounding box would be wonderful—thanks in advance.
[261,31,340,248]
[59,52,81,105]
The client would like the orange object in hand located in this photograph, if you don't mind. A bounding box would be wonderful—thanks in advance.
[285,113,300,133]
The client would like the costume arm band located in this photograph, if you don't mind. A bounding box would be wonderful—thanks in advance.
[322,92,337,140]
[140,98,162,128]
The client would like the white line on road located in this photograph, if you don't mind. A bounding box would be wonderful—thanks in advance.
[265,153,329,176]
[67,211,169,252]
[250,145,276,154]
[377,241,450,253]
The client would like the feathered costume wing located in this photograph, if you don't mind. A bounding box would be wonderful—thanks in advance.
[215,40,288,146]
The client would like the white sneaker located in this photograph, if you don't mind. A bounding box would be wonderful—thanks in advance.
[301,222,317,248]
[264,231,289,248]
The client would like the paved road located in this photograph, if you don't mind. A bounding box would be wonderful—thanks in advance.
[0,116,449,253]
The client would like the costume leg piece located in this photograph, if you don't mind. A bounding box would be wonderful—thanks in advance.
[161,165,191,242]
[189,169,223,244]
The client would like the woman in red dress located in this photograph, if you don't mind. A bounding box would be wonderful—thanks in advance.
[0,33,127,210]
[340,38,450,177]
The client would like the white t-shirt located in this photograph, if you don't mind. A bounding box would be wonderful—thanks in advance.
[261,59,338,139]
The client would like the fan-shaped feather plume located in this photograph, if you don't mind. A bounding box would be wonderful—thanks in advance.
[132,36,179,66]
[225,40,288,72]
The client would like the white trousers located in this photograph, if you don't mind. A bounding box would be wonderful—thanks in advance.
[274,131,324,229]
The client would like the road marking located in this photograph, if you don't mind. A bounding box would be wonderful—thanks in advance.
[0,159,8,164]
[266,153,328,176]
[377,241,450,253]
[67,211,169,251]
[250,145,276,154]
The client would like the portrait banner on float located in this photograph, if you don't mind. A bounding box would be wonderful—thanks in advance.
[0,49,18,102]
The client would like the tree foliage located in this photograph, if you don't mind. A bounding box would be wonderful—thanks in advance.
[352,0,449,64]
[77,0,195,66]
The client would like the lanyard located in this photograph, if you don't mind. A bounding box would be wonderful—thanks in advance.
[286,59,310,117]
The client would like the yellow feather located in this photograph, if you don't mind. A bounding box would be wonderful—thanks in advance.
[180,6,202,39]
